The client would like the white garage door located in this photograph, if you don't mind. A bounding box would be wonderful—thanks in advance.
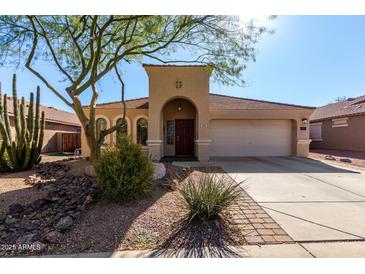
[210,120,292,157]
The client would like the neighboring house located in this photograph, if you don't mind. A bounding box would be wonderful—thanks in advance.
[310,95,365,152]
[2,96,81,153]
[81,64,314,161]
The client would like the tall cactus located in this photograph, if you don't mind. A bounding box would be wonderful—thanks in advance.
[0,74,45,172]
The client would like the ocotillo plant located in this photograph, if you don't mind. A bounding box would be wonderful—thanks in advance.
[0,74,45,172]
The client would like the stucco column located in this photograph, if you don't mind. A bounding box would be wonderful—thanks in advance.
[147,102,163,161]
[195,110,211,161]
[296,118,311,157]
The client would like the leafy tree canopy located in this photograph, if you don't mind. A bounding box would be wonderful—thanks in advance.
[0,15,271,160]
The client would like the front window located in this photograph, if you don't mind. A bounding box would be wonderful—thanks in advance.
[137,118,148,146]
[116,118,128,143]
[96,118,107,140]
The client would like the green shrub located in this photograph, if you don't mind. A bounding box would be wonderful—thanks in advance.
[179,173,241,220]
[0,141,10,172]
[93,135,153,201]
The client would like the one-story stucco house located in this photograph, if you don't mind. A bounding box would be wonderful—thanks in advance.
[310,95,365,152]
[81,64,315,161]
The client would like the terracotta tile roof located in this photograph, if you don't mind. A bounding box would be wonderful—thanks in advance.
[93,94,314,110]
[209,93,315,110]
[91,97,149,109]
[4,96,80,127]
[310,95,365,122]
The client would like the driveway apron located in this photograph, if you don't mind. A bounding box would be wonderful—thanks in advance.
[218,157,365,242]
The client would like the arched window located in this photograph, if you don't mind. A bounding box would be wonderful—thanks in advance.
[96,118,107,140]
[136,118,148,146]
[116,117,128,142]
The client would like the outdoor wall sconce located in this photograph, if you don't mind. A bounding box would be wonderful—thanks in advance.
[177,104,182,112]
[175,80,183,89]
[302,118,308,124]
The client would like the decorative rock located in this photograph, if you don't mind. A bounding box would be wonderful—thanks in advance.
[5,216,18,225]
[31,199,46,210]
[325,155,336,161]
[55,170,66,177]
[43,230,62,243]
[24,223,36,231]
[340,158,352,163]
[55,216,74,231]
[153,163,166,180]
[83,195,93,205]
[69,211,81,220]
[84,165,95,177]
[0,214,6,223]
[16,233,36,245]
[24,175,40,185]
[8,203,25,215]
[1,161,98,256]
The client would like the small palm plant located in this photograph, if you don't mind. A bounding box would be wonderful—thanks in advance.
[179,171,241,220]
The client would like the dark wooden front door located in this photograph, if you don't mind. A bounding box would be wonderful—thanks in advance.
[175,119,194,156]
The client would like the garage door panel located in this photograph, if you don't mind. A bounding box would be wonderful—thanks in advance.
[210,120,292,157]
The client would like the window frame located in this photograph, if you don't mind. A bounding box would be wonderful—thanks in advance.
[310,122,323,141]
[95,115,111,144]
[112,115,131,145]
[134,115,148,146]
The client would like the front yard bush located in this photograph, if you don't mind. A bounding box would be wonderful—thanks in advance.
[93,135,153,201]
[179,173,241,220]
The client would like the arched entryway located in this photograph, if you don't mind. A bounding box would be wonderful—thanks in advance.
[161,98,198,158]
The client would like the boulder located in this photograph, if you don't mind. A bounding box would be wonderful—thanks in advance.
[325,155,336,161]
[55,215,74,232]
[153,163,166,180]
[43,230,62,243]
[340,158,352,163]
[16,233,36,245]
[84,165,95,177]
[31,199,47,210]
[83,195,93,205]
[8,203,25,215]
[5,216,18,225]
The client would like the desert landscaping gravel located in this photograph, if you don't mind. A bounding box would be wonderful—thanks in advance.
[0,159,293,257]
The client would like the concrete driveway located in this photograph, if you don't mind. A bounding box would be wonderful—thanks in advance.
[217,157,365,243]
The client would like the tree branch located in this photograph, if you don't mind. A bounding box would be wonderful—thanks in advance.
[25,16,72,107]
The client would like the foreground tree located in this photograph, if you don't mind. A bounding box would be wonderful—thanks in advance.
[0,15,270,161]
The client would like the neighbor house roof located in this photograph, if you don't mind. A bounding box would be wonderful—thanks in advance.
[310,95,365,122]
[4,96,81,127]
[92,93,314,110]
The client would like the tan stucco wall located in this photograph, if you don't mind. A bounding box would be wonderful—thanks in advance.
[310,114,365,152]
[81,106,313,159]
[81,107,148,157]
[162,98,197,156]
[145,65,211,161]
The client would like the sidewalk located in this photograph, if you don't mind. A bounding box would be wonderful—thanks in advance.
[36,241,365,258]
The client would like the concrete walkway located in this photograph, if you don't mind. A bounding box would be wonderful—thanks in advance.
[38,241,365,258]
[39,243,311,258]
[217,157,365,243]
